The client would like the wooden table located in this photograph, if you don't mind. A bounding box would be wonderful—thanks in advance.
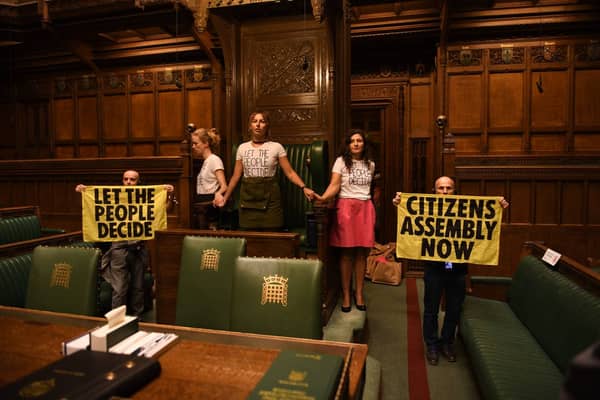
[0,306,367,399]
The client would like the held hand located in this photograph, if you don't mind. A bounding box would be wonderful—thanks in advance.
[499,197,510,209]
[75,184,86,193]
[164,184,174,192]
[213,193,225,207]
[392,192,402,206]
[302,187,315,201]
[213,195,226,208]
[313,193,325,202]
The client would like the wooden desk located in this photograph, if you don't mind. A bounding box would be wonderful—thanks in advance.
[0,306,367,399]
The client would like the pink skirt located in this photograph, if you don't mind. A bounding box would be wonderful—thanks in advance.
[330,198,375,248]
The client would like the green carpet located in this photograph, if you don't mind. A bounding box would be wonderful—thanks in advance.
[364,279,481,400]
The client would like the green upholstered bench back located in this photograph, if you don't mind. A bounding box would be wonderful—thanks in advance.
[0,216,42,244]
[0,253,32,307]
[176,235,246,330]
[230,256,323,339]
[280,141,329,230]
[25,246,101,316]
[508,255,600,372]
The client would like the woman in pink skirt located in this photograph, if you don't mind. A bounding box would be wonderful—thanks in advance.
[314,130,376,312]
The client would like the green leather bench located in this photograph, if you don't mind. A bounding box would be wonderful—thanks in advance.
[0,215,64,244]
[460,254,600,400]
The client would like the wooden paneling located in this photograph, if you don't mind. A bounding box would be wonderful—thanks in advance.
[409,83,432,138]
[530,132,566,152]
[78,96,98,141]
[3,65,216,159]
[131,93,155,139]
[488,72,523,130]
[535,181,558,224]
[488,134,522,153]
[54,98,74,141]
[589,181,600,224]
[561,181,584,224]
[530,70,568,131]
[455,156,600,271]
[574,133,600,151]
[187,88,213,128]
[131,143,155,156]
[104,144,127,157]
[159,90,184,138]
[454,135,481,153]
[102,95,128,139]
[448,74,482,131]
[574,69,600,129]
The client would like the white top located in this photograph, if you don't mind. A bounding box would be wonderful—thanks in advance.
[236,141,286,178]
[197,153,224,195]
[332,156,375,200]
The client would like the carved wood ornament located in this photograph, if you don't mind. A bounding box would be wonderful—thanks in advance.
[136,0,326,31]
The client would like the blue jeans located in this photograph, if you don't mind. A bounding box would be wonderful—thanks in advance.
[422,262,467,349]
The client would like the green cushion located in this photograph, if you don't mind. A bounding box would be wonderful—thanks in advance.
[508,255,600,372]
[0,253,32,307]
[25,246,100,316]
[231,256,322,339]
[462,296,563,400]
[0,216,42,244]
[175,236,246,330]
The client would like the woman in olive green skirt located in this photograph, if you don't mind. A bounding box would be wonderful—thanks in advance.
[217,111,314,230]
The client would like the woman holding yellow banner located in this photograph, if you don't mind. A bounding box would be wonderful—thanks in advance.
[314,130,376,313]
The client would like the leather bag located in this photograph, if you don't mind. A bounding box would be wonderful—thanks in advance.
[366,242,402,285]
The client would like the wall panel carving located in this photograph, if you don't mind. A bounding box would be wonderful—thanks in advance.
[241,17,331,141]
[257,40,315,96]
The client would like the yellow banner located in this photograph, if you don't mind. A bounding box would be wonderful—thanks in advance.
[395,193,503,265]
[82,185,167,242]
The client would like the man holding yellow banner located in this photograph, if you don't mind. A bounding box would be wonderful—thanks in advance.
[393,176,509,366]
[76,170,174,317]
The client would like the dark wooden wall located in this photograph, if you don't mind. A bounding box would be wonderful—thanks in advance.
[0,64,216,160]
[351,36,600,273]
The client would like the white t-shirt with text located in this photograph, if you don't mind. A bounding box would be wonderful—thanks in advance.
[332,156,374,200]
[236,141,287,178]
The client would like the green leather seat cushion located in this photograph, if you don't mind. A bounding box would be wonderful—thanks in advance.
[25,246,101,316]
[175,236,246,330]
[231,257,322,339]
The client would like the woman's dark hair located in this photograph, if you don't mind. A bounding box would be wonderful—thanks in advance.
[338,129,373,170]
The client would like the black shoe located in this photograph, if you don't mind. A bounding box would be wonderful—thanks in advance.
[341,305,351,313]
[441,344,457,362]
[426,348,439,366]
[354,295,367,311]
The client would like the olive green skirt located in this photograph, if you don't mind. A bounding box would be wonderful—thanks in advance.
[239,177,283,229]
